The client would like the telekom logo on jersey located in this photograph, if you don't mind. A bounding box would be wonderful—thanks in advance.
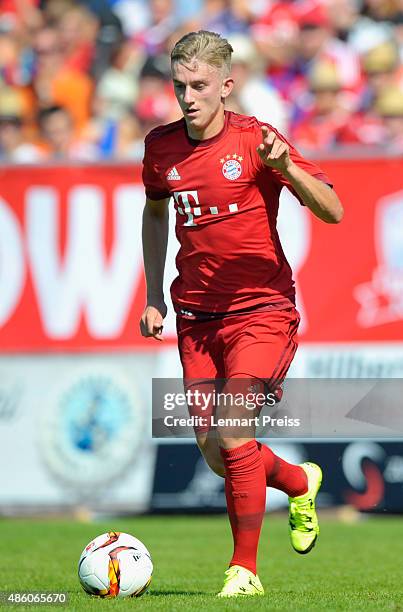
[173,190,239,226]
[173,188,311,332]
[0,184,310,340]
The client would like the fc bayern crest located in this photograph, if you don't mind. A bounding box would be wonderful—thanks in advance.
[221,154,243,180]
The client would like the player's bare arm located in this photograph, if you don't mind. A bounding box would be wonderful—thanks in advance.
[140,197,169,341]
[257,126,344,224]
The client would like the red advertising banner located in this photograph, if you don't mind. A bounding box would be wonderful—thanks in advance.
[0,160,402,352]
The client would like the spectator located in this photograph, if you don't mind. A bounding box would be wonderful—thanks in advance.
[0,86,43,161]
[40,1,76,29]
[113,109,144,159]
[77,0,125,81]
[337,44,403,146]
[251,1,299,78]
[292,60,352,150]
[252,1,362,116]
[227,34,289,132]
[83,69,138,158]
[191,0,253,37]
[0,0,43,33]
[111,0,151,37]
[0,0,401,159]
[0,30,33,87]
[359,40,401,111]
[134,0,179,56]
[252,3,302,129]
[57,4,99,74]
[361,0,402,23]
[38,105,97,159]
[94,38,144,116]
[94,61,138,120]
[80,36,148,157]
[295,1,361,95]
[134,54,179,132]
[326,0,360,42]
[347,0,400,57]
[374,84,403,149]
[31,25,93,130]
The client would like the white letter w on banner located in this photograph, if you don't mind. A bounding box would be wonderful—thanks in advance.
[26,185,144,339]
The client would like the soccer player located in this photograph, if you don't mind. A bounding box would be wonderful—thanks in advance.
[140,30,343,597]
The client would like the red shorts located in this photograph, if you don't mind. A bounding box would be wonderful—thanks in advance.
[177,307,300,433]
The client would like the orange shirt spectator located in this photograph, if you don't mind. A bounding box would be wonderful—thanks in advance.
[32,26,93,130]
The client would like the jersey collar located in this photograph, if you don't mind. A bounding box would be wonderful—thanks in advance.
[184,110,231,147]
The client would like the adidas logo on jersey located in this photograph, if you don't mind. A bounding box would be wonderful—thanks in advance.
[167,166,181,181]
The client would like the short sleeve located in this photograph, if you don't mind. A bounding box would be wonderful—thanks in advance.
[258,125,333,205]
[142,133,170,201]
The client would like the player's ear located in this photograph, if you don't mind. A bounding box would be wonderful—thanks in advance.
[221,77,234,99]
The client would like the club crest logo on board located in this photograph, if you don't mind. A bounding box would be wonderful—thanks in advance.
[40,367,145,496]
[220,154,243,181]
[354,190,403,327]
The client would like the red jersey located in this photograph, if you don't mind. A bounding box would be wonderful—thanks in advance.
[142,111,329,314]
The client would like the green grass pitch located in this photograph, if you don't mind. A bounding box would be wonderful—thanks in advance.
[1,514,402,611]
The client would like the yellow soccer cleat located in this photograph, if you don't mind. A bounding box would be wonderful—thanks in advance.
[217,565,265,598]
[289,462,322,554]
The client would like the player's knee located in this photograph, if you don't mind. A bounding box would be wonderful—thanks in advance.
[204,455,225,477]
[201,447,225,477]
[196,434,225,477]
[216,431,249,451]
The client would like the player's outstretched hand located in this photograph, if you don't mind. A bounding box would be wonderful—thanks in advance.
[257,126,291,173]
[140,302,167,341]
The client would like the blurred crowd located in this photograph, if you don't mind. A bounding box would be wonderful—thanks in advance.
[1,0,403,162]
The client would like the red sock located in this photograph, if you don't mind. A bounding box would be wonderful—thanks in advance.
[220,440,266,575]
[257,442,308,497]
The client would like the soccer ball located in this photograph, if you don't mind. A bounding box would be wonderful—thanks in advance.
[78,531,153,598]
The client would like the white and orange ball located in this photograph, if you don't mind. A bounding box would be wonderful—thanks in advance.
[78,531,153,598]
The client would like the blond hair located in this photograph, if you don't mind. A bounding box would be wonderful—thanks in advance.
[171,30,233,76]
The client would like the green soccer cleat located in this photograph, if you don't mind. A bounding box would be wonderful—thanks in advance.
[217,565,265,598]
[289,462,322,554]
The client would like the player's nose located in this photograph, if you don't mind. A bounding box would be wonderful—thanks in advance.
[184,86,194,104]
